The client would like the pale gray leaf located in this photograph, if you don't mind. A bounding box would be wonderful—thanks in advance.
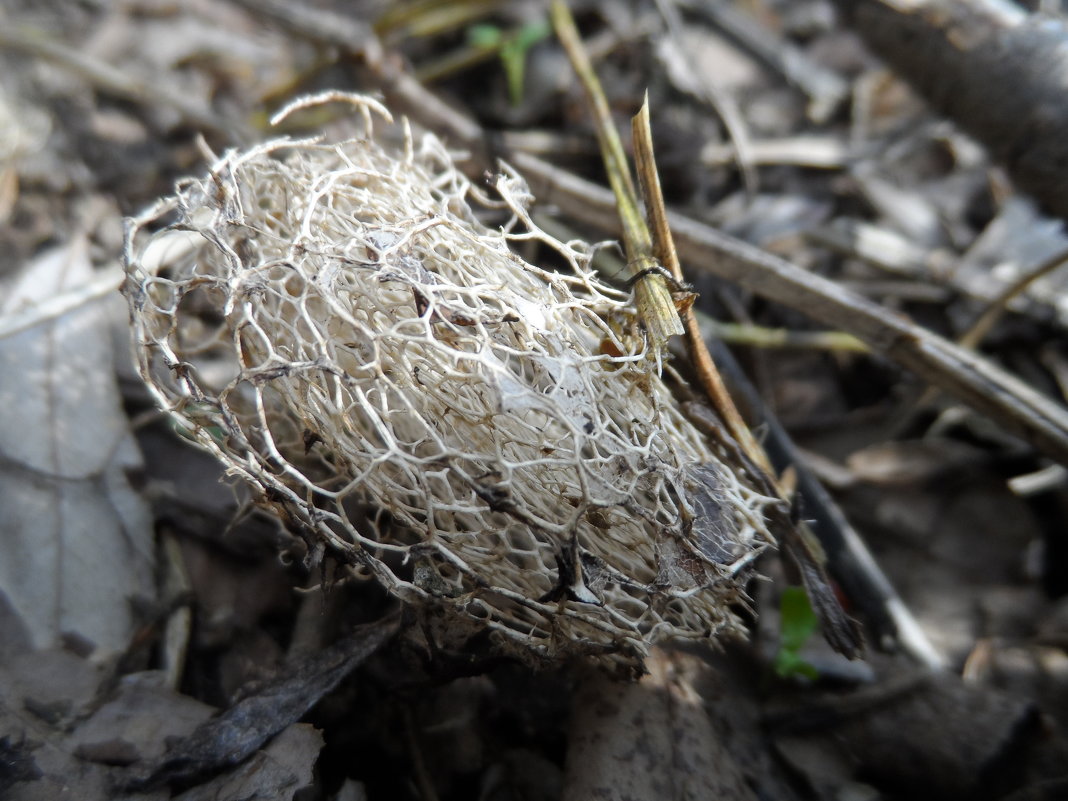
[0,238,155,655]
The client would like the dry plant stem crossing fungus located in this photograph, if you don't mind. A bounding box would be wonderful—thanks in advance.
[123,93,773,672]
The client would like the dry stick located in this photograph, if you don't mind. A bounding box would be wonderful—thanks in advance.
[960,245,1068,351]
[0,26,229,137]
[375,0,499,41]
[230,0,485,148]
[512,150,1068,467]
[632,99,864,659]
[631,98,762,467]
[652,0,759,196]
[550,0,683,351]
[913,245,1068,411]
[128,614,400,790]
[704,319,868,353]
[703,338,945,669]
[687,0,849,124]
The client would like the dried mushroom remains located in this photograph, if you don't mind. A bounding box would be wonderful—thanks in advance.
[123,93,773,671]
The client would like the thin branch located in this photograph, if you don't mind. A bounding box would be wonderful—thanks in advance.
[701,339,945,669]
[550,0,683,350]
[703,319,869,353]
[653,0,759,194]
[512,150,1068,466]
[632,100,863,659]
[0,26,230,137]
[911,245,1068,412]
[230,0,484,148]
[631,98,762,465]
[960,245,1068,350]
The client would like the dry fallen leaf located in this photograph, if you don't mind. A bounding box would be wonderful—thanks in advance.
[0,237,155,656]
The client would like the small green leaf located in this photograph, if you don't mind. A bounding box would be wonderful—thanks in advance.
[774,585,820,679]
[467,24,502,49]
[466,20,551,107]
[514,19,552,51]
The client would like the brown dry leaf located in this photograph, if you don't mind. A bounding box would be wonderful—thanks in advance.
[0,237,155,656]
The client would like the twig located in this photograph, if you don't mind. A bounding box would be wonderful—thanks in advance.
[0,26,230,137]
[703,319,868,353]
[807,219,936,278]
[702,339,945,669]
[159,530,193,691]
[230,0,484,148]
[376,0,500,41]
[1008,463,1068,497]
[911,245,1068,411]
[126,614,399,790]
[701,136,852,170]
[550,0,683,351]
[959,244,1068,350]
[415,40,500,85]
[632,99,863,659]
[684,0,849,123]
[512,150,1068,466]
[653,0,759,195]
[631,98,761,464]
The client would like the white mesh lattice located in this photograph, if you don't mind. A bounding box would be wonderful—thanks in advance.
[123,94,772,671]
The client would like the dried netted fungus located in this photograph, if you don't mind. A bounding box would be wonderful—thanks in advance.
[123,93,773,671]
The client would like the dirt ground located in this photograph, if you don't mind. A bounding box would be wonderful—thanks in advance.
[3,2,1068,800]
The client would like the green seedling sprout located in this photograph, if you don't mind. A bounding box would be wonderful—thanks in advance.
[775,586,819,680]
[468,20,551,106]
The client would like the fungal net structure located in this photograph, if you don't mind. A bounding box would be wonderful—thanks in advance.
[124,94,773,671]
